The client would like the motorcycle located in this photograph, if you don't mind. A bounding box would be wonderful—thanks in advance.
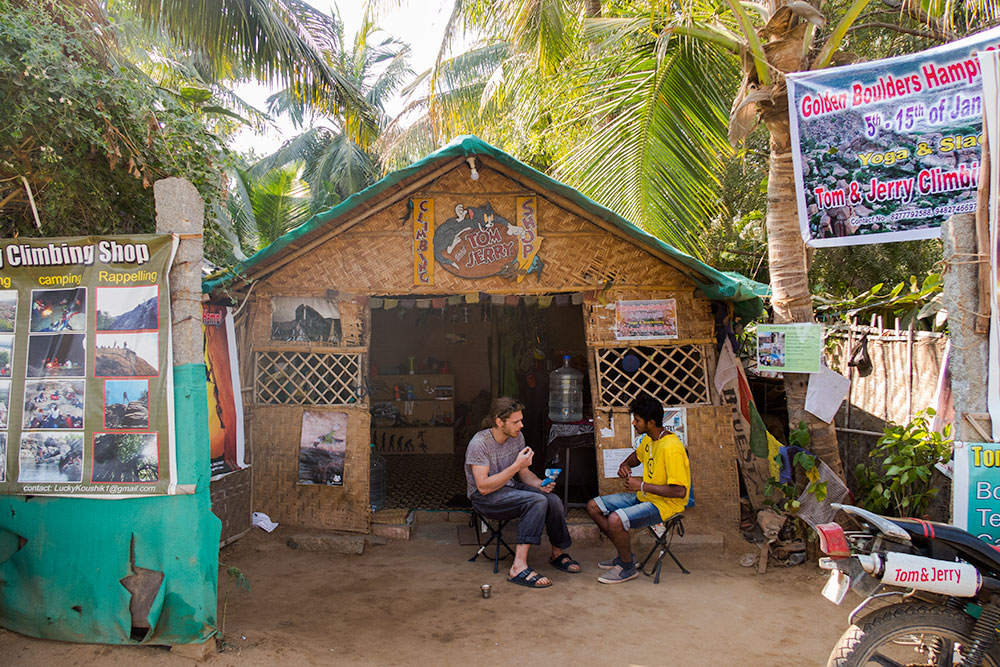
[818,503,1000,666]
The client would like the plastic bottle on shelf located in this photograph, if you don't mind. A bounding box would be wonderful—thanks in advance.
[548,355,583,423]
[369,443,386,512]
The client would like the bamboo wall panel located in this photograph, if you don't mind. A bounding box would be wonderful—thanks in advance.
[250,405,371,532]
[264,166,697,296]
[586,289,714,343]
[828,334,947,427]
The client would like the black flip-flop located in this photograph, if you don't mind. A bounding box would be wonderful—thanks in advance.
[507,568,552,588]
[549,553,581,573]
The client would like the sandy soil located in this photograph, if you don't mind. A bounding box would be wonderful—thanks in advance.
[1,516,852,666]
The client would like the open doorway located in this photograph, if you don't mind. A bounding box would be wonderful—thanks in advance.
[368,296,596,511]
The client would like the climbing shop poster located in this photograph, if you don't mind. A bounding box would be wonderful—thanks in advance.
[204,303,246,479]
[0,235,177,497]
[787,25,1000,248]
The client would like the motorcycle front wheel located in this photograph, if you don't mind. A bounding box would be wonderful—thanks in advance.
[828,602,1000,666]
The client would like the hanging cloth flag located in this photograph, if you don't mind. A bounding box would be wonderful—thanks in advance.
[384,299,398,309]
[715,339,773,511]
[555,294,569,306]
[465,292,480,304]
[538,295,553,308]
[370,297,384,309]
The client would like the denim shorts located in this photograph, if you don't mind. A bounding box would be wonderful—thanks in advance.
[593,492,662,531]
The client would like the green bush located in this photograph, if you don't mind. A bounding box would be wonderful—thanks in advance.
[855,408,952,517]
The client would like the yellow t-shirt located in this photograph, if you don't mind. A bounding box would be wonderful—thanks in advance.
[636,432,690,520]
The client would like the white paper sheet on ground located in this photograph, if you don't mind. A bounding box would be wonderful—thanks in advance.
[602,448,643,478]
[252,511,279,533]
[804,366,851,423]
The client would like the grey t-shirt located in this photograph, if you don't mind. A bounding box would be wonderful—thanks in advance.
[464,428,525,498]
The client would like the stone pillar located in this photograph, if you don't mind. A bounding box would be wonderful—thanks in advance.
[941,213,989,441]
[154,178,204,366]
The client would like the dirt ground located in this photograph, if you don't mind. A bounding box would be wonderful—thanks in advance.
[1,514,852,666]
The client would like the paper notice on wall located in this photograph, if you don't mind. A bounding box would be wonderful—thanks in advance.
[756,323,824,373]
[805,366,852,423]
[602,448,642,478]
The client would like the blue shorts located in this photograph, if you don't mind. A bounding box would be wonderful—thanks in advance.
[593,492,662,531]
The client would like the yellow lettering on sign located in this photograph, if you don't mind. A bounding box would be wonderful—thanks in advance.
[412,198,434,286]
[515,196,543,283]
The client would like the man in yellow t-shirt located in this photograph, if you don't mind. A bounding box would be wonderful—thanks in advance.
[585,393,690,584]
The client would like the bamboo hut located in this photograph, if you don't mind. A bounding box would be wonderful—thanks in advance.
[205,136,764,534]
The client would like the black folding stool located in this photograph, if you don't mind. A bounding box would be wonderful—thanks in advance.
[638,513,690,583]
[468,510,515,573]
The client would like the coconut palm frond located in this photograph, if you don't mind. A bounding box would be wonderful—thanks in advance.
[554,36,737,256]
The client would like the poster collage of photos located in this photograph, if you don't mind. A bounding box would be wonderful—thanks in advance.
[0,284,163,492]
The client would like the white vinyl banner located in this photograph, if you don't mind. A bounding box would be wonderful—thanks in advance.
[980,50,1000,441]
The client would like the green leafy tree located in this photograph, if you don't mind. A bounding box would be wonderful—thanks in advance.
[255,6,412,209]
[0,1,228,241]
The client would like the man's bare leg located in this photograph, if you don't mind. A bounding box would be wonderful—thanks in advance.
[510,544,551,585]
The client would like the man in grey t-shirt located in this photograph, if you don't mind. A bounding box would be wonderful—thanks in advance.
[465,397,579,588]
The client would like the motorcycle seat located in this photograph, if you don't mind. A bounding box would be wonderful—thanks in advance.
[893,517,1000,577]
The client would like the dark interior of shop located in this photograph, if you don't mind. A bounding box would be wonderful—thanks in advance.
[368,297,598,511]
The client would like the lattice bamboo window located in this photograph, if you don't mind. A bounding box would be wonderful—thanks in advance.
[255,349,363,405]
[594,345,710,407]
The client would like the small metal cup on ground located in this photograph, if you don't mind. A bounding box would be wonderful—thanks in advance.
[481,584,491,599]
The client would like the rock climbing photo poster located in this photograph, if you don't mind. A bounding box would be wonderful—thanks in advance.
[270,296,341,344]
[298,410,347,486]
[787,25,1000,247]
[203,304,246,479]
[0,234,177,497]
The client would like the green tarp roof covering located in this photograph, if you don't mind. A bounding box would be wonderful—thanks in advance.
[721,271,771,299]
[205,135,764,321]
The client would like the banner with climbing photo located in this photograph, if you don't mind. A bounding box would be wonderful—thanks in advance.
[0,234,177,497]
[787,25,1000,247]
[203,303,246,479]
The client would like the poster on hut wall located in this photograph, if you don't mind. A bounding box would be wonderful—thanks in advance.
[952,441,1000,545]
[0,235,177,497]
[298,410,346,486]
[429,198,544,282]
[270,296,341,344]
[787,25,1000,248]
[203,304,246,479]
[614,299,678,340]
[756,324,823,373]
[606,407,688,478]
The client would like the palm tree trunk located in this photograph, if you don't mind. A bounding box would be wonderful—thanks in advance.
[583,0,602,17]
[764,116,844,478]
